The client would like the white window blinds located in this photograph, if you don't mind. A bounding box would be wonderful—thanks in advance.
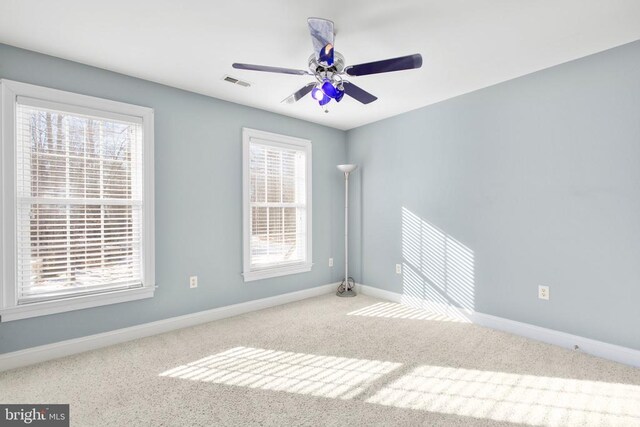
[249,141,306,267]
[15,98,144,304]
[243,128,312,281]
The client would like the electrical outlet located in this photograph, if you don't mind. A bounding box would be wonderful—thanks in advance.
[396,264,402,274]
[329,258,334,267]
[190,276,198,289]
[538,285,549,300]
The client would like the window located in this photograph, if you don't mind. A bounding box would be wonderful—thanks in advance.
[242,128,312,281]
[0,79,154,321]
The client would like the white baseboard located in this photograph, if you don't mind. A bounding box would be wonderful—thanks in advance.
[355,283,401,302]
[357,283,640,368]
[0,282,338,372]
[4,282,638,372]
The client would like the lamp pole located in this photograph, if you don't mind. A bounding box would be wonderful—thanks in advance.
[336,164,357,297]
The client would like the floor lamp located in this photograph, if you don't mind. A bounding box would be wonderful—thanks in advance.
[336,164,357,297]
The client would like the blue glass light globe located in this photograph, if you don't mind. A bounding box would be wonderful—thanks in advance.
[321,79,340,99]
[311,86,324,101]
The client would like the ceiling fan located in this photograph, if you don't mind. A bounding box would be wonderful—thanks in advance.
[232,18,423,111]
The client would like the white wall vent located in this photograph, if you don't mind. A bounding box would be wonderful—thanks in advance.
[223,75,251,87]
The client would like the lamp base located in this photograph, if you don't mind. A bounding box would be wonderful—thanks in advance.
[336,278,356,297]
[336,289,357,298]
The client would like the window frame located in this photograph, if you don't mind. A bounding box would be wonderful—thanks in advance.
[0,79,155,322]
[242,128,312,282]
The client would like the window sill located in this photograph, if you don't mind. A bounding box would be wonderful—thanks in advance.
[243,263,313,282]
[0,286,155,322]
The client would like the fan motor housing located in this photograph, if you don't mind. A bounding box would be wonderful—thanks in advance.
[308,52,345,76]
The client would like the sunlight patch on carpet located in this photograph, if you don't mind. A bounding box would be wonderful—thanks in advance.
[159,346,401,399]
[366,365,640,426]
[347,302,468,322]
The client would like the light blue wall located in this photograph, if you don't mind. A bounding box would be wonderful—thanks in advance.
[347,40,640,350]
[3,38,639,355]
[0,44,347,353]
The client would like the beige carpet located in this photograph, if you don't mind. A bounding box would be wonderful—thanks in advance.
[1,294,639,426]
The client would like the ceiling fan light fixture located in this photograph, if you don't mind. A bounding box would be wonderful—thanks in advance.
[311,86,324,101]
[321,79,340,98]
[318,94,331,106]
[312,85,331,106]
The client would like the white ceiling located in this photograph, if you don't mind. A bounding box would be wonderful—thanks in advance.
[1,1,640,130]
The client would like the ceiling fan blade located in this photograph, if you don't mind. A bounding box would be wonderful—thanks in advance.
[282,83,316,104]
[342,82,377,104]
[308,17,334,65]
[232,63,310,75]
[345,54,423,76]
